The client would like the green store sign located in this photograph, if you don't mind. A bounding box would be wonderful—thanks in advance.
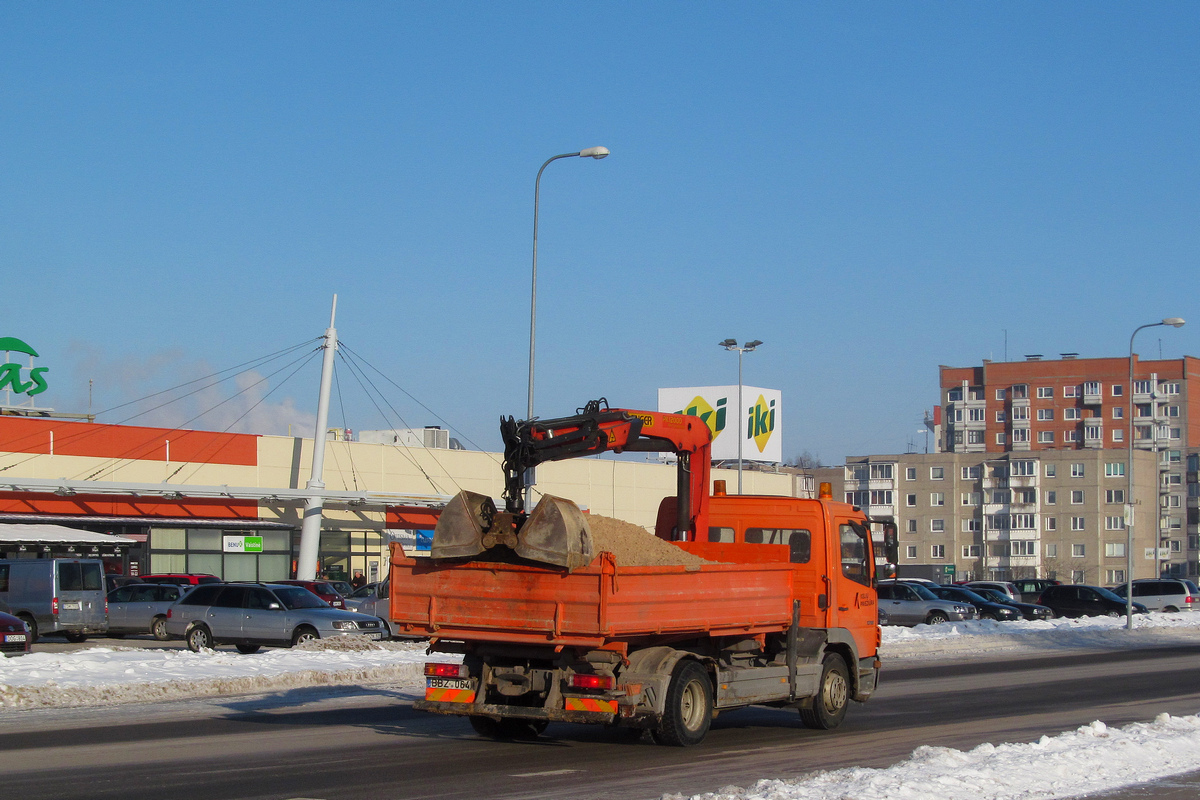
[0,337,49,397]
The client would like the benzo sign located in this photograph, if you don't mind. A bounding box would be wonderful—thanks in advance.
[0,337,49,397]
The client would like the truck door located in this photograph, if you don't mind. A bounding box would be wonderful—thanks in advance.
[833,520,878,657]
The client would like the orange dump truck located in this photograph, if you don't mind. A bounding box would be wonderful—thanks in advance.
[390,402,896,746]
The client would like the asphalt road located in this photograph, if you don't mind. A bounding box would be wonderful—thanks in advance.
[2,645,1200,800]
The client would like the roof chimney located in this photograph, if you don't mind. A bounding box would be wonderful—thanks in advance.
[1060,353,1078,360]
[1024,354,1043,361]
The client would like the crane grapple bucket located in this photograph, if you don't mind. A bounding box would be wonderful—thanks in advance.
[515,495,595,572]
[430,490,496,560]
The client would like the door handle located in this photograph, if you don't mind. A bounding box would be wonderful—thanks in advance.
[838,606,850,612]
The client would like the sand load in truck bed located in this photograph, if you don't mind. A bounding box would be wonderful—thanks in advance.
[586,514,714,568]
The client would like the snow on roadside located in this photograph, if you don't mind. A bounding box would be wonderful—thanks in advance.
[662,713,1200,800]
[0,639,447,710]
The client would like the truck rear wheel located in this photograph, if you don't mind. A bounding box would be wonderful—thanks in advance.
[800,653,849,730]
[652,660,712,747]
[469,716,547,740]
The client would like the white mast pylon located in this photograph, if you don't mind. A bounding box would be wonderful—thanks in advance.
[296,295,339,580]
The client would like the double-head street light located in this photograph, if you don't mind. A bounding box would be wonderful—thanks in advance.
[524,146,610,511]
[720,338,763,494]
[1126,317,1185,630]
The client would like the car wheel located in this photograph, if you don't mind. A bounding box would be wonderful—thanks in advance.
[151,616,170,641]
[63,633,87,643]
[1165,606,1180,613]
[926,611,949,625]
[291,626,319,646]
[980,613,997,621]
[186,624,213,652]
[18,615,37,644]
[235,644,261,654]
[652,660,713,747]
[799,653,850,730]
[1105,610,1120,618]
[380,619,393,640]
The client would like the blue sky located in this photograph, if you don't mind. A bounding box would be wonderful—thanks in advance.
[2,4,1198,463]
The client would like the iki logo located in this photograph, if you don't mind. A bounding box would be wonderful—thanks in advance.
[676,395,728,441]
[0,337,49,397]
[747,394,776,453]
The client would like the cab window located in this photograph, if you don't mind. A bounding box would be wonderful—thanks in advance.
[839,523,871,586]
[745,528,811,563]
[707,527,735,543]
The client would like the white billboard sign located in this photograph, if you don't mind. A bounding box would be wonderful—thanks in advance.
[657,385,782,464]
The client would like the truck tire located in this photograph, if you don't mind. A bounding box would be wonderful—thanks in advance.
[800,653,850,730]
[652,660,713,747]
[468,717,547,740]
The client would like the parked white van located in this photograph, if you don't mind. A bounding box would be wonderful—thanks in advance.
[0,559,108,642]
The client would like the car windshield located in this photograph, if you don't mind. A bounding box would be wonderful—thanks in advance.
[909,584,938,601]
[1094,586,1125,603]
[349,584,375,598]
[975,588,1012,603]
[1186,580,1200,595]
[273,587,330,610]
[943,587,989,604]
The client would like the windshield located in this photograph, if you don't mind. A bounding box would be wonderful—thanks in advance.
[1186,581,1200,595]
[273,587,330,610]
[1094,586,1125,603]
[976,588,1013,604]
[349,584,375,598]
[909,584,938,601]
[942,587,989,604]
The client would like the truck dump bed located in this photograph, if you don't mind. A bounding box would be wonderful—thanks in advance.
[388,544,798,648]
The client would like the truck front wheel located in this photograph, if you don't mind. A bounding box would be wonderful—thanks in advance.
[800,653,849,730]
[652,660,713,747]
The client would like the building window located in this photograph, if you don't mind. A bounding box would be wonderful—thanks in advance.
[1072,543,1086,557]
[966,407,984,422]
[847,465,869,481]
[948,388,963,402]
[1106,569,1126,584]
[1085,424,1102,440]
[963,519,981,533]
[961,465,981,479]
[1134,380,1152,394]
[1071,518,1085,531]
[967,430,985,444]
[1071,570,1086,584]
[1037,386,1053,399]
[1084,381,1101,396]
[1112,430,1124,442]
[1011,406,1029,422]
[1012,428,1030,443]
[961,492,981,506]
[1037,408,1054,421]
[931,544,945,559]
[1046,544,1058,557]
[1064,430,1079,443]
[1045,464,1057,478]
[1167,450,1182,464]
[1135,404,1152,418]
[1038,431,1054,443]
[1016,488,1036,504]
[1012,385,1028,400]
[994,388,1006,401]
[1105,517,1125,531]
[930,492,945,506]
[906,519,917,533]
[995,410,1006,423]
[1071,463,1085,478]
[1064,408,1081,420]
[1105,541,1125,557]
[1044,517,1057,531]
[1011,514,1035,529]
[1111,384,1123,397]
[906,545,917,559]
[1105,489,1124,504]
[1161,382,1181,395]
[906,494,917,507]
[930,467,944,480]
[906,467,916,480]
[1172,540,1182,553]
[1071,490,1084,504]
[931,519,945,533]
[871,490,893,505]
[962,545,981,558]
[1112,407,1124,419]
[1063,385,1079,398]
[1105,462,1125,478]
[871,464,893,479]
[996,432,1007,445]
[1011,460,1035,477]
[1162,473,1182,486]
[1164,495,1182,508]
[1045,490,1057,504]
[1011,540,1037,556]
[1171,427,1182,440]
[992,490,1011,504]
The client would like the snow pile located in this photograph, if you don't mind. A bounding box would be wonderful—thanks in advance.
[663,713,1200,800]
[0,640,445,709]
[881,610,1200,660]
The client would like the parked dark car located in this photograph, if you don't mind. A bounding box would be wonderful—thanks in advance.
[971,587,1055,620]
[0,610,30,657]
[107,583,190,640]
[273,579,347,609]
[922,584,1021,621]
[165,583,385,653]
[138,573,222,586]
[1010,578,1062,604]
[1037,584,1148,618]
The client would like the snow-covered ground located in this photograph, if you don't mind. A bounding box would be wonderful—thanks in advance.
[4,613,1200,799]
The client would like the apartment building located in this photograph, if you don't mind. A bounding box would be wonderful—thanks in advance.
[844,450,1160,584]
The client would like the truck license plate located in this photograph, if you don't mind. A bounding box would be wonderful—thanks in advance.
[427,677,472,690]
[3,634,25,643]
[62,602,81,610]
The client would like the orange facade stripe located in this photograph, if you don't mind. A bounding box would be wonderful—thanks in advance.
[0,492,259,519]
[387,506,441,528]
[0,417,258,466]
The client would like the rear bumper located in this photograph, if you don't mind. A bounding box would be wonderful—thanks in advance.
[414,699,615,725]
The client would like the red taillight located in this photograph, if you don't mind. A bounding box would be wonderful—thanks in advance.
[1187,596,1196,604]
[570,674,614,691]
[51,597,59,615]
[167,608,173,618]
[425,662,467,678]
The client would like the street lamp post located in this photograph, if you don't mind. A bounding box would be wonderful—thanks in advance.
[1126,317,1185,630]
[525,146,610,512]
[720,339,763,494]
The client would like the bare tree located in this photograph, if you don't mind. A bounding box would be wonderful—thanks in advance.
[787,450,822,469]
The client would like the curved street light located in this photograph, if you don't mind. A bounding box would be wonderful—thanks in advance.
[524,147,610,511]
[1126,317,1185,630]
[721,339,764,493]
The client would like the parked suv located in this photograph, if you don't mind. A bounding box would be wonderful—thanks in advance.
[165,582,386,653]
[1038,584,1148,618]
[1010,578,1061,604]
[876,581,976,626]
[1111,579,1199,613]
[962,581,1022,602]
[273,579,347,609]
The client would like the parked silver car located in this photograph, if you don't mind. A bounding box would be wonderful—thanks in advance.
[1112,578,1199,613]
[107,583,190,640]
[165,582,387,653]
[962,580,1022,602]
[876,581,976,626]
